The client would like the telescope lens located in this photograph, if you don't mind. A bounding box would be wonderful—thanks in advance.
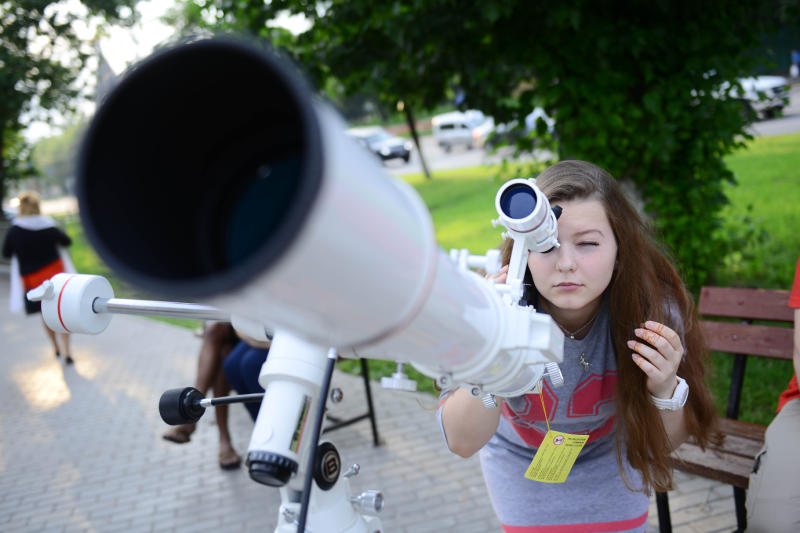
[76,38,322,298]
[499,184,537,220]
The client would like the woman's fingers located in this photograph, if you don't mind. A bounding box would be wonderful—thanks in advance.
[629,320,684,399]
[643,320,683,354]
[627,339,667,371]
[486,264,509,283]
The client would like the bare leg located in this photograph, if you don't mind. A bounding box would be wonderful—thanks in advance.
[41,315,60,357]
[59,333,73,363]
[58,333,71,356]
[212,356,241,469]
[163,322,236,444]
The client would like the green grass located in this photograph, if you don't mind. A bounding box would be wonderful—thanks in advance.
[710,133,800,425]
[61,135,798,421]
[718,132,800,290]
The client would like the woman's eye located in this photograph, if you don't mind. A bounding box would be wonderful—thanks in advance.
[578,242,599,247]
[540,246,555,254]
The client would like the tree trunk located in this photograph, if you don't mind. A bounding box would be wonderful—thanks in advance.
[403,104,431,180]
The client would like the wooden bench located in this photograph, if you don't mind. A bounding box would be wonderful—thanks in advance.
[655,286,794,533]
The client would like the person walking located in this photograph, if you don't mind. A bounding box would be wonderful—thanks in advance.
[2,191,76,363]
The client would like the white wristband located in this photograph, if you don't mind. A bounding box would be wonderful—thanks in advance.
[649,376,689,411]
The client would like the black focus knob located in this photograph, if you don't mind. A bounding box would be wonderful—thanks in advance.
[246,451,298,487]
[159,387,206,425]
[313,442,341,491]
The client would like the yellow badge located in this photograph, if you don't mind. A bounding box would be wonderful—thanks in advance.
[524,430,589,483]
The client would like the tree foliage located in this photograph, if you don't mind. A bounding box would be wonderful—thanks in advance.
[175,0,794,290]
[0,0,137,213]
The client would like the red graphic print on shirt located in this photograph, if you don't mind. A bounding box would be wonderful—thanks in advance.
[503,371,618,448]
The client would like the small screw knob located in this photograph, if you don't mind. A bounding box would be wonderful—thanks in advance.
[343,464,360,478]
[330,388,343,404]
[351,490,384,514]
[481,394,498,409]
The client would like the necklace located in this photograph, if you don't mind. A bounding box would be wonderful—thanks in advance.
[552,307,601,340]
[553,308,601,372]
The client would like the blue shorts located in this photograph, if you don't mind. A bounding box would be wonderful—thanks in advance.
[223,341,269,420]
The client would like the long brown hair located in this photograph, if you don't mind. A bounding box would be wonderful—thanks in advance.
[500,160,718,492]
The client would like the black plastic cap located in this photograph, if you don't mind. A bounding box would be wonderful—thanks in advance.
[159,387,206,425]
[246,451,298,487]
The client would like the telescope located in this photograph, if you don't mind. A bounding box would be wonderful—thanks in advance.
[36,37,564,532]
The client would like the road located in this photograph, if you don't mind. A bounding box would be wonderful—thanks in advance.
[386,82,800,178]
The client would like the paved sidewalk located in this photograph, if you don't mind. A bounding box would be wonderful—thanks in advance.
[0,277,737,532]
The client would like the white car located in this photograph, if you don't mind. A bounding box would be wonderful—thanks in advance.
[431,110,494,151]
[698,72,792,118]
[488,107,555,148]
[734,75,790,117]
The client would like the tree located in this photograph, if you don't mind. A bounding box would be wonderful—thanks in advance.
[31,120,89,195]
[0,0,137,215]
[173,0,794,289]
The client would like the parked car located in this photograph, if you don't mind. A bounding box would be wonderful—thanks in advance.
[734,75,791,118]
[698,72,791,119]
[346,126,413,163]
[431,110,494,151]
[488,107,555,148]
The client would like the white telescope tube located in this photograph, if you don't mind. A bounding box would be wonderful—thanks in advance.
[75,37,562,397]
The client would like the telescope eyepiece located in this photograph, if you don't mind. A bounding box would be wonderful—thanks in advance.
[499,183,538,220]
[494,178,560,253]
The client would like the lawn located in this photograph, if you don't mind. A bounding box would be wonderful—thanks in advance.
[717,132,800,290]
[59,133,799,419]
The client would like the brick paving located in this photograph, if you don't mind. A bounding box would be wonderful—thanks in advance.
[0,274,738,532]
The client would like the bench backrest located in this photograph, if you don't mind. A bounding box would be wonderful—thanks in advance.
[697,286,794,419]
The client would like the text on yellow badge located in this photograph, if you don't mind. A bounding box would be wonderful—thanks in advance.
[524,430,589,483]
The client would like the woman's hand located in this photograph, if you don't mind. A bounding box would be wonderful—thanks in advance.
[627,321,684,399]
[486,264,509,283]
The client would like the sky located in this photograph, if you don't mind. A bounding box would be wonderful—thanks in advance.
[23,0,309,142]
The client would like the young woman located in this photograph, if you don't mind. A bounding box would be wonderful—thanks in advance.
[439,160,718,532]
[3,191,75,363]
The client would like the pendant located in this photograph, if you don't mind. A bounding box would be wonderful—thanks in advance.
[578,352,590,371]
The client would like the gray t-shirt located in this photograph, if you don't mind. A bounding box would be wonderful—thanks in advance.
[439,300,650,531]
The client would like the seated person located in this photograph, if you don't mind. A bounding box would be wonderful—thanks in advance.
[746,256,800,531]
[223,340,270,421]
[162,322,242,469]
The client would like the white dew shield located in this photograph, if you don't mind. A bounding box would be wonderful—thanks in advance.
[76,37,512,374]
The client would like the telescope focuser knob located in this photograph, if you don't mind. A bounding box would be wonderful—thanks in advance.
[545,362,565,387]
[481,394,498,409]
